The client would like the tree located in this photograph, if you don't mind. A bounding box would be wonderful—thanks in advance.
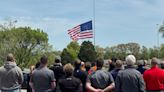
[149,47,158,59]
[95,45,104,59]
[140,46,149,60]
[159,23,164,37]
[127,42,140,59]
[61,48,73,65]
[104,46,117,59]
[159,44,164,59]
[0,27,51,68]
[60,41,80,64]
[78,41,96,62]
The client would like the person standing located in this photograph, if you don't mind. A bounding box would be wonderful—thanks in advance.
[57,63,82,92]
[110,60,123,81]
[30,55,56,92]
[115,55,145,92]
[50,56,64,92]
[136,60,146,74]
[73,59,87,92]
[50,56,64,83]
[143,58,164,92]
[0,53,24,92]
[86,59,115,92]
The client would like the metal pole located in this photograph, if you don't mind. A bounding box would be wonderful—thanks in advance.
[157,24,160,58]
[93,0,96,46]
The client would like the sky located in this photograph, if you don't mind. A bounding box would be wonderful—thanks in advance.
[0,0,164,51]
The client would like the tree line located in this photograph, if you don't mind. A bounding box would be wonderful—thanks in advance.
[0,20,164,68]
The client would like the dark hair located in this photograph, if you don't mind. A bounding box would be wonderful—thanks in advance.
[40,55,48,65]
[85,62,91,71]
[96,58,104,68]
[55,56,61,63]
[35,61,40,68]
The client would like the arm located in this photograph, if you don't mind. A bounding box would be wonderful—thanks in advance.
[138,74,145,92]
[29,82,35,92]
[103,72,115,92]
[103,83,115,92]
[86,82,102,92]
[77,82,83,92]
[50,71,56,90]
[115,74,121,92]
[29,73,35,92]
[18,67,24,85]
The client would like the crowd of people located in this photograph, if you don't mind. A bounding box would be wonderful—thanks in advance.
[1,53,164,92]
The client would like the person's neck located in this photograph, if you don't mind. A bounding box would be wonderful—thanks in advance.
[40,64,47,68]
[97,67,102,70]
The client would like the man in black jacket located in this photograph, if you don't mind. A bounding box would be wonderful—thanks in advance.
[50,56,64,92]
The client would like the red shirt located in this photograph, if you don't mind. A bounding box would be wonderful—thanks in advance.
[143,65,164,91]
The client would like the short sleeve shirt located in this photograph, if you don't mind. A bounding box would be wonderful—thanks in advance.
[31,67,55,91]
[87,69,114,89]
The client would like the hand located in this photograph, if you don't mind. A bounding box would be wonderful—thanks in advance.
[96,89,103,92]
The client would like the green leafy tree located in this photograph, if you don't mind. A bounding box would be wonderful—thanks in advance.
[78,41,96,62]
[0,26,51,68]
[139,46,149,60]
[104,46,117,59]
[160,44,164,59]
[61,48,73,65]
[95,45,104,59]
[149,47,158,59]
[60,41,80,64]
[127,42,140,59]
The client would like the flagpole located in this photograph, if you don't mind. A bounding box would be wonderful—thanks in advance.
[93,0,96,46]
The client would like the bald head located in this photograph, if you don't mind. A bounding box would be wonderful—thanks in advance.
[7,53,15,62]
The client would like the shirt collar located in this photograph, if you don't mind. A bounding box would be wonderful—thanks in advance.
[151,65,158,69]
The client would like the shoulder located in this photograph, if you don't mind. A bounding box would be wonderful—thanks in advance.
[15,66,23,72]
[46,68,54,74]
[0,66,4,72]
[72,76,82,83]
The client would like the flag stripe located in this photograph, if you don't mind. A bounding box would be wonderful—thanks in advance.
[67,21,93,41]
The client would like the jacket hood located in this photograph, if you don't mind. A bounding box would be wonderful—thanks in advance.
[4,61,16,69]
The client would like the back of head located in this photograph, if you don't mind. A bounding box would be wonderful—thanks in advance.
[40,55,48,65]
[96,58,104,68]
[35,61,40,68]
[85,62,91,71]
[55,56,61,63]
[137,60,144,66]
[115,60,123,68]
[74,59,81,69]
[151,57,159,66]
[126,55,136,66]
[7,53,15,62]
[64,63,74,76]
[161,61,164,69]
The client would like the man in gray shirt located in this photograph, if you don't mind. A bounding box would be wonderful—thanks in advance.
[115,55,145,92]
[30,55,56,92]
[86,58,115,92]
[0,53,24,92]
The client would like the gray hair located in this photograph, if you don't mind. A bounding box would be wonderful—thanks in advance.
[126,55,136,66]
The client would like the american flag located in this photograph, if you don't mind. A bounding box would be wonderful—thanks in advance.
[68,20,93,41]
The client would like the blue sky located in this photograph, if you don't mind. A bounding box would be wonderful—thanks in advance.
[0,0,164,51]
